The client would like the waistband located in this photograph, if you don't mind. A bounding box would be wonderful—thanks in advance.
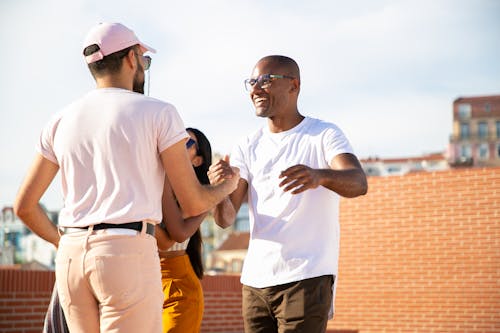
[64,222,155,236]
[160,254,192,276]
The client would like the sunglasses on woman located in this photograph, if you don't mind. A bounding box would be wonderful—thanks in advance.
[186,138,197,149]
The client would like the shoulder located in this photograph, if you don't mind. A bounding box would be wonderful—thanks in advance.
[236,126,266,148]
[305,116,341,131]
[129,94,177,112]
[301,117,346,139]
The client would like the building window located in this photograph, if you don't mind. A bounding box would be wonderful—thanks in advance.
[478,122,488,139]
[485,103,491,113]
[460,144,471,158]
[458,103,471,119]
[478,143,489,160]
[497,144,500,158]
[496,121,500,139]
[460,123,470,139]
[386,166,401,174]
[231,259,243,273]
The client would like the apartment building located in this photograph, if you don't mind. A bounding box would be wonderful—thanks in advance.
[361,152,449,176]
[448,94,500,166]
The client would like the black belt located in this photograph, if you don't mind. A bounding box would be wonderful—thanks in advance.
[77,222,155,236]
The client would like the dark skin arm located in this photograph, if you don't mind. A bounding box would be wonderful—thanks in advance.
[208,156,247,228]
[158,176,208,246]
[278,153,368,197]
[209,153,367,228]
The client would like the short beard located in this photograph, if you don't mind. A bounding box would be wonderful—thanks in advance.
[132,59,145,94]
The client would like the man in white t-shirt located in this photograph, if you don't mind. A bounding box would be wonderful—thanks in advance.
[209,55,367,333]
[14,22,239,333]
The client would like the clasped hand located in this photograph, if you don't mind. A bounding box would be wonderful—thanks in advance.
[208,155,240,188]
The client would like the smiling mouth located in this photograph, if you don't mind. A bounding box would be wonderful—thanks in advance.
[253,97,268,106]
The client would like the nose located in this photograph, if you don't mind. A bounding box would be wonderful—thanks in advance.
[250,82,264,94]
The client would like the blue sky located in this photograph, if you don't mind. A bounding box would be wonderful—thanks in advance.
[1,0,499,210]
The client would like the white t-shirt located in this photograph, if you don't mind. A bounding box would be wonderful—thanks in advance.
[231,117,353,288]
[37,88,188,227]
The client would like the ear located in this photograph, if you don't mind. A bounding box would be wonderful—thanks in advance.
[289,78,300,93]
[192,155,203,167]
[124,49,137,70]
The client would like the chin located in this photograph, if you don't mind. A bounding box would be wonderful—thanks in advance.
[255,107,270,118]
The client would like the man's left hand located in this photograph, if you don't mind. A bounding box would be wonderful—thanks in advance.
[279,164,320,194]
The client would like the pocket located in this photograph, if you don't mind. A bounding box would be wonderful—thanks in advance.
[93,254,142,307]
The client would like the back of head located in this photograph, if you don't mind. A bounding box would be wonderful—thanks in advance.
[82,22,155,79]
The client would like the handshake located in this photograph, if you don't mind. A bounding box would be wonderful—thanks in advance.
[208,155,239,190]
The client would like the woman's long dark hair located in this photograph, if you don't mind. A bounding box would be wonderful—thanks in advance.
[185,128,212,279]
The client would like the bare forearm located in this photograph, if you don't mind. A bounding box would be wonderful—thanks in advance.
[165,213,207,243]
[15,204,60,248]
[181,181,237,217]
[319,168,368,198]
[161,144,240,217]
[214,197,237,229]
[155,225,175,251]
[14,154,60,247]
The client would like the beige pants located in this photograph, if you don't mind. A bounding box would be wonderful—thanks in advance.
[55,224,163,333]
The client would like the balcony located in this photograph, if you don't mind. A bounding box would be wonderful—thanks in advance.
[449,133,499,142]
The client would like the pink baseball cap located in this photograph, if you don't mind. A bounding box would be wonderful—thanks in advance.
[83,22,156,64]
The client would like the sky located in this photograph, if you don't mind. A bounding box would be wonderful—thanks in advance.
[1,0,499,210]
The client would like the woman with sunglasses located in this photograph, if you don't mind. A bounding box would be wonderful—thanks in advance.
[155,127,212,333]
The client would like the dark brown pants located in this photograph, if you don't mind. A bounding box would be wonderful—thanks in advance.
[242,275,334,333]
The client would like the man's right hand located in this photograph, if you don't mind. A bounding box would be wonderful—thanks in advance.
[209,155,246,228]
[209,155,239,187]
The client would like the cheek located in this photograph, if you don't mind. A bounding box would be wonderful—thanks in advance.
[188,148,197,161]
[273,94,288,107]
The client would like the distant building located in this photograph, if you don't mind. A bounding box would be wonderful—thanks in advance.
[361,152,449,177]
[448,94,500,167]
[201,203,250,272]
[1,206,28,265]
[206,231,249,274]
[1,205,58,268]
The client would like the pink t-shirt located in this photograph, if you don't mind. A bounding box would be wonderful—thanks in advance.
[37,88,188,227]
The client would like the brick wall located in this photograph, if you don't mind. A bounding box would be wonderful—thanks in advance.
[328,167,500,333]
[1,167,499,333]
[0,270,55,333]
[201,275,243,333]
[0,269,244,333]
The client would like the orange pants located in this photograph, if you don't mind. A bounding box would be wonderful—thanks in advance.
[160,254,204,333]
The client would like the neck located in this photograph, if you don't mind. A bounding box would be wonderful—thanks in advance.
[268,111,304,133]
[95,74,133,91]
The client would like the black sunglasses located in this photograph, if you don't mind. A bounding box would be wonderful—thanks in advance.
[142,55,151,71]
[186,138,197,149]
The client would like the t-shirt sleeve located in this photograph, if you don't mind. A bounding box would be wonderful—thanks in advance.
[36,115,60,165]
[230,140,249,182]
[157,104,189,153]
[324,123,354,164]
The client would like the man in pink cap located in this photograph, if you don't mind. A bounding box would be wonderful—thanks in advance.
[14,22,239,333]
